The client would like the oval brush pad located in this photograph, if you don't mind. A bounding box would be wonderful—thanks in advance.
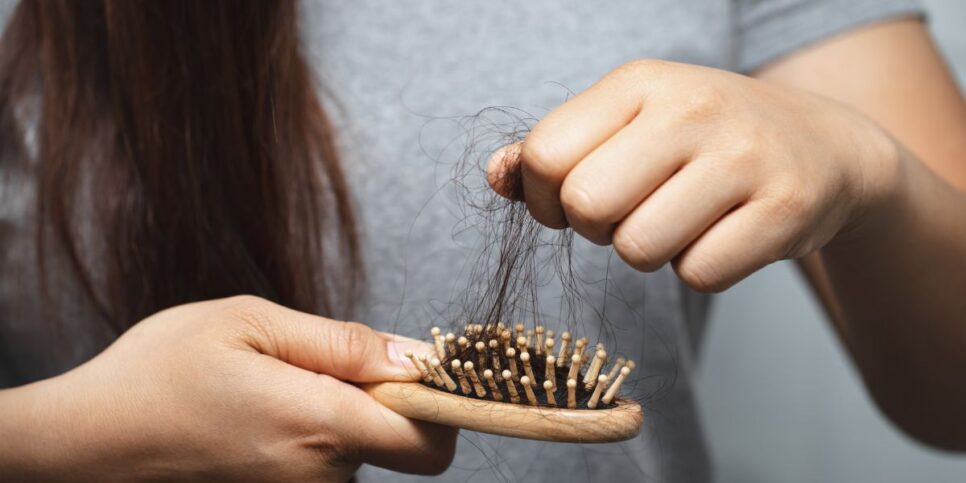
[364,323,643,443]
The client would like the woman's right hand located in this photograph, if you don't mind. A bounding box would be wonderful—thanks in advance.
[0,295,456,481]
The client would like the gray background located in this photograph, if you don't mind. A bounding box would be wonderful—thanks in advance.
[695,3,966,482]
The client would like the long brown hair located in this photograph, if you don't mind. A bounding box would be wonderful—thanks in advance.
[0,0,361,332]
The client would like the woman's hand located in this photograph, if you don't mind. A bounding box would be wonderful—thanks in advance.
[488,60,900,291]
[0,296,456,481]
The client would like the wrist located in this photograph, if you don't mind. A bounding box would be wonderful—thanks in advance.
[832,123,909,247]
[0,376,80,479]
[0,371,135,480]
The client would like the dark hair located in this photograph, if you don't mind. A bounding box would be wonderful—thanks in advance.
[0,0,361,331]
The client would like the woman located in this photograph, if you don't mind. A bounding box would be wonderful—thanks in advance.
[1,0,964,482]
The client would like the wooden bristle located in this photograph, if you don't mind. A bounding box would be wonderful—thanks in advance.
[566,379,577,409]
[587,375,608,409]
[432,358,458,392]
[452,359,471,394]
[544,338,554,359]
[557,331,571,367]
[475,341,488,370]
[520,351,536,383]
[500,329,513,352]
[535,326,545,355]
[573,337,587,364]
[445,333,457,357]
[602,365,632,405]
[583,349,607,390]
[407,350,432,384]
[488,340,502,374]
[521,376,537,406]
[543,380,557,407]
[566,354,582,382]
[545,355,557,389]
[427,357,445,388]
[419,326,627,410]
[431,327,445,359]
[503,370,520,403]
[606,357,626,381]
[483,369,503,401]
[587,342,601,364]
[464,361,486,397]
[506,348,519,381]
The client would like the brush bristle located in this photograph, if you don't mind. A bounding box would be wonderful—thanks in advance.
[418,324,633,409]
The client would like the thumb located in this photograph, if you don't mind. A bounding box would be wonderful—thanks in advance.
[224,296,430,383]
[485,141,524,200]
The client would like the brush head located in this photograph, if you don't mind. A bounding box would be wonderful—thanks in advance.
[366,323,644,443]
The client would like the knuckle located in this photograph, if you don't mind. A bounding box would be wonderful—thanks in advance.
[224,295,277,341]
[520,134,564,181]
[224,294,268,311]
[677,84,727,122]
[675,251,729,293]
[330,322,377,378]
[422,442,457,475]
[408,427,458,475]
[728,124,766,161]
[616,58,672,78]
[613,227,664,272]
[559,181,603,225]
[607,59,673,98]
[765,181,812,226]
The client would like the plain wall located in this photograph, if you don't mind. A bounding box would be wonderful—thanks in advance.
[694,2,966,481]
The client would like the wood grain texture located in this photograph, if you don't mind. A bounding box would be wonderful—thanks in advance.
[362,381,643,443]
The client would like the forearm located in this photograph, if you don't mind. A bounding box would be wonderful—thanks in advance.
[0,374,126,480]
[0,379,74,480]
[812,148,966,448]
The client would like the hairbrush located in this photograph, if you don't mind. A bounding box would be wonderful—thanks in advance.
[363,323,643,443]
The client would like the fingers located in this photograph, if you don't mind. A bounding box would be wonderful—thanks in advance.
[224,296,426,383]
[313,375,458,475]
[560,116,688,244]
[510,73,644,228]
[612,156,752,270]
[672,200,793,292]
[486,142,523,200]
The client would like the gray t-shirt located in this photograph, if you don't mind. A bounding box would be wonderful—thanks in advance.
[0,1,922,482]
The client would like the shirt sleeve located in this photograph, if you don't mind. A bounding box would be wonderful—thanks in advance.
[735,0,926,73]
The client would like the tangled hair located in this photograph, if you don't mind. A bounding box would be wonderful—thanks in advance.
[0,0,360,331]
[444,106,602,343]
[404,107,622,396]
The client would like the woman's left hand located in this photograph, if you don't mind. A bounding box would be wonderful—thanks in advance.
[488,59,901,292]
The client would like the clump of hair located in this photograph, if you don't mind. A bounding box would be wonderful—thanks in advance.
[418,107,637,409]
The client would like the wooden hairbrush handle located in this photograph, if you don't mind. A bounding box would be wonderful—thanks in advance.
[362,381,643,443]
